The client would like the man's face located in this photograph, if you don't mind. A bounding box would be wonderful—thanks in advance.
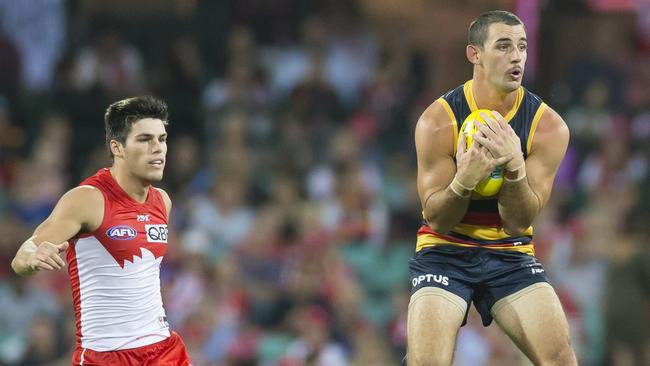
[479,23,527,92]
[120,118,167,182]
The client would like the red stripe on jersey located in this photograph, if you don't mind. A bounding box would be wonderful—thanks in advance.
[418,226,469,244]
[417,225,524,247]
[66,240,82,348]
[418,228,472,244]
[417,225,435,235]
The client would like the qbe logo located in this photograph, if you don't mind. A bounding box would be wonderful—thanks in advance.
[106,225,137,240]
[145,224,168,243]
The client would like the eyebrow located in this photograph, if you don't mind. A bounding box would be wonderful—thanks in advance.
[135,133,167,138]
[495,37,527,43]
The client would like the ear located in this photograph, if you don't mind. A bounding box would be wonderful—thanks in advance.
[466,44,480,65]
[109,139,124,158]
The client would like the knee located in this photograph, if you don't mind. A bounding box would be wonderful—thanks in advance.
[407,352,454,366]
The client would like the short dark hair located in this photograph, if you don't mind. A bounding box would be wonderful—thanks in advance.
[468,10,524,49]
[104,96,169,157]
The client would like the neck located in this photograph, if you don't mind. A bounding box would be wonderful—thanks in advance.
[109,165,149,203]
[471,73,518,116]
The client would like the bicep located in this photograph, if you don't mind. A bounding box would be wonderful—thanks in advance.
[32,186,103,244]
[33,215,83,245]
[417,154,456,205]
[526,109,569,208]
[415,102,457,205]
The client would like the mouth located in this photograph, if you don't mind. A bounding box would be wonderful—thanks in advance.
[508,68,522,80]
[148,159,165,168]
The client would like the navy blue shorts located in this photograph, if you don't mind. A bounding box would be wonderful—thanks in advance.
[409,245,549,326]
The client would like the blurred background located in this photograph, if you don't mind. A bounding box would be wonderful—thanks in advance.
[0,0,649,365]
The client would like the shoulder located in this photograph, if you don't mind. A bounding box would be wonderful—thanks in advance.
[531,105,569,153]
[415,99,458,159]
[538,106,569,140]
[61,185,104,206]
[416,98,456,134]
[154,187,172,212]
[48,185,104,230]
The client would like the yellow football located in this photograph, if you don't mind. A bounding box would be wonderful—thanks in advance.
[458,109,504,197]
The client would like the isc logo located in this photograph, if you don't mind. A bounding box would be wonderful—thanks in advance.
[106,225,138,240]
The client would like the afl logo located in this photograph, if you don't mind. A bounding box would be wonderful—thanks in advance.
[106,225,138,240]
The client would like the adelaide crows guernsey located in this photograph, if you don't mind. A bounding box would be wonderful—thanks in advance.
[417,80,547,256]
[66,168,170,351]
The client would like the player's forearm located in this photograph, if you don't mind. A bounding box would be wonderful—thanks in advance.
[498,169,540,235]
[11,239,38,276]
[423,179,472,234]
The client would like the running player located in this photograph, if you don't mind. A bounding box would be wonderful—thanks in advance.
[11,96,192,365]
[407,10,577,365]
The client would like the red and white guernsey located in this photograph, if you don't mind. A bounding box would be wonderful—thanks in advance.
[66,168,171,351]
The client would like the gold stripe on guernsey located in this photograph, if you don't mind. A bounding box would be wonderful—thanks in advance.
[416,234,535,256]
[526,102,547,154]
[463,80,523,123]
[435,97,458,154]
[463,80,478,111]
[451,223,533,241]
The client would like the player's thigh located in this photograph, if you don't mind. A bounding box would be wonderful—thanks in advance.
[407,287,467,366]
[491,282,577,366]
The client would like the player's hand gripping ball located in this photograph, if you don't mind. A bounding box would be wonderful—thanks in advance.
[458,109,504,197]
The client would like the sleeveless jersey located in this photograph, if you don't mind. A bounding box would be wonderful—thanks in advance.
[417,80,547,256]
[66,168,170,351]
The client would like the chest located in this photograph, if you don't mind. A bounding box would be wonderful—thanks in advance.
[95,205,168,267]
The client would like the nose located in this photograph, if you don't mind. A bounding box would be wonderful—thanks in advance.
[511,48,523,64]
[511,52,521,64]
[151,139,163,153]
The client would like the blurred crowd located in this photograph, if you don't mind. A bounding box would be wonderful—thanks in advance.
[0,0,649,365]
